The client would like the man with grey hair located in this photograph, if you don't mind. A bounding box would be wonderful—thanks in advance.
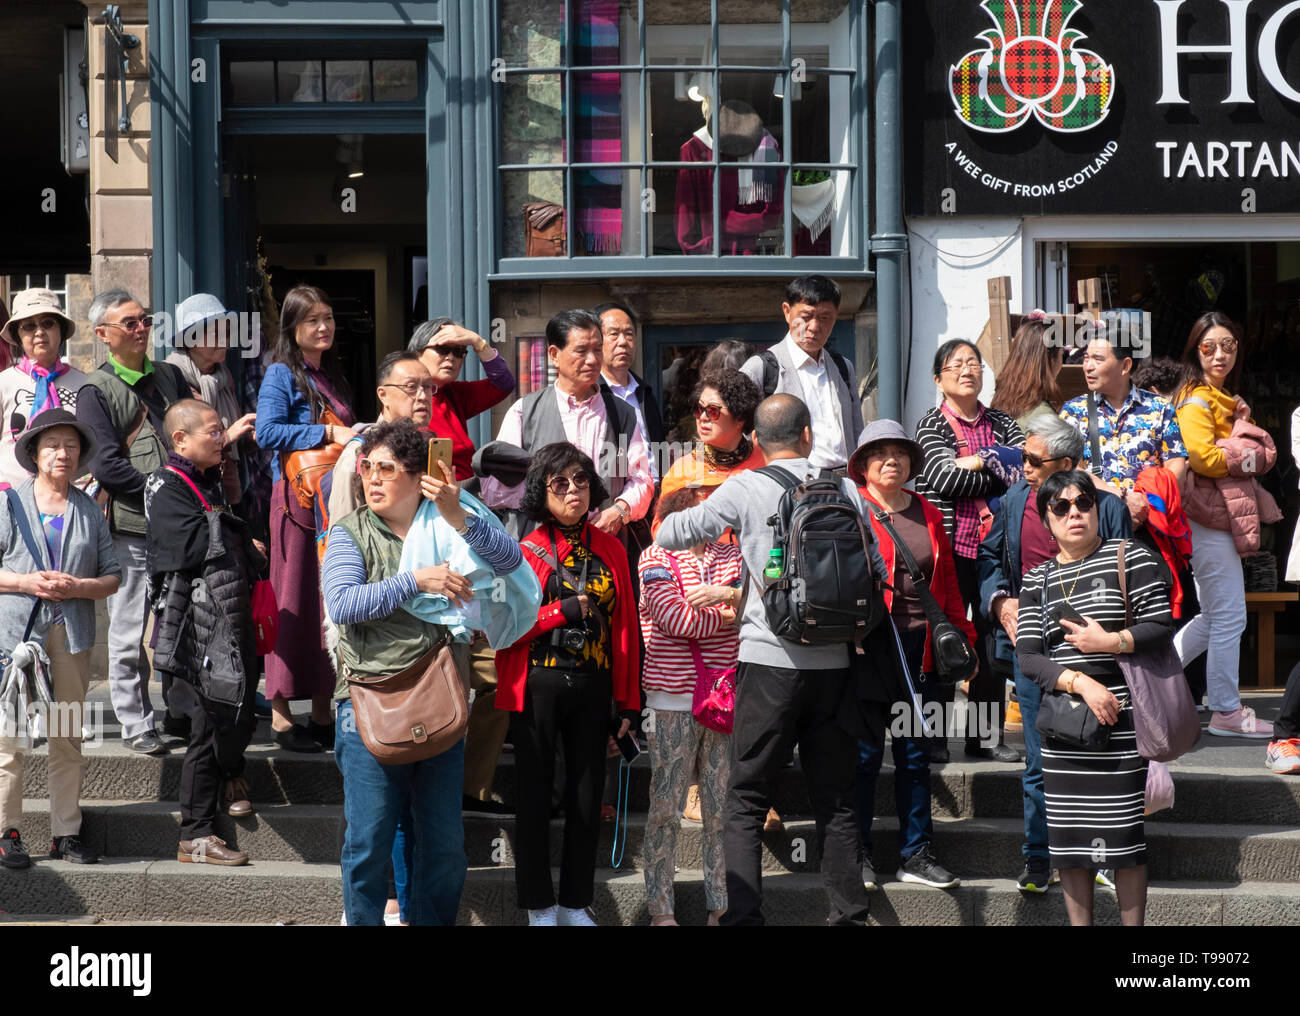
[977,411,1131,894]
[76,289,190,755]
[656,393,887,926]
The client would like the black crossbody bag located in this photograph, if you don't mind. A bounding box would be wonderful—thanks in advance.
[870,506,977,684]
[1034,560,1111,749]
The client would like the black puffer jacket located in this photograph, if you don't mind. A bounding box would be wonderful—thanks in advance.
[145,455,263,724]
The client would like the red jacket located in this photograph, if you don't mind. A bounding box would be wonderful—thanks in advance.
[495,522,641,713]
[428,379,513,482]
[859,488,976,673]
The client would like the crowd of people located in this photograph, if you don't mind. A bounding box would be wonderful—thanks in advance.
[0,273,1298,930]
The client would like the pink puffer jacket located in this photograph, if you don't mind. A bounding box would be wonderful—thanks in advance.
[1182,418,1282,554]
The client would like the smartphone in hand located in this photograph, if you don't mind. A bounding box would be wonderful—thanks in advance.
[427,437,454,476]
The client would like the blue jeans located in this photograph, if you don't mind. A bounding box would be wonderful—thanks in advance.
[335,700,467,926]
[854,626,933,862]
[1014,660,1048,863]
[392,813,412,923]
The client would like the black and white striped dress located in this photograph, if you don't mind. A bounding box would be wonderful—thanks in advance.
[1016,538,1174,871]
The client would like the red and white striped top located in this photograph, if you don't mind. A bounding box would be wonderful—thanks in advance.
[638,542,743,699]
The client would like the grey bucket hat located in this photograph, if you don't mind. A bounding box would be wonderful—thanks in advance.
[848,419,925,486]
[14,408,97,475]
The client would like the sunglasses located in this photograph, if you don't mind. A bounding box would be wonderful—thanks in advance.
[1198,338,1238,355]
[359,458,412,481]
[427,344,467,359]
[695,403,725,421]
[1024,452,1067,469]
[1047,493,1096,518]
[548,472,591,496]
[103,315,153,333]
[16,316,62,336]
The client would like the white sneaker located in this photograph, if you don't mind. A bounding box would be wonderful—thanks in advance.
[383,910,403,926]
[557,905,597,926]
[527,906,558,926]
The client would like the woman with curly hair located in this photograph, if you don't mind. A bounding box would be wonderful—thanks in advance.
[492,443,641,925]
[659,368,764,503]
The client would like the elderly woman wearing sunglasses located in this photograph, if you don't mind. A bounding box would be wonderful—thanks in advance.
[408,318,516,482]
[659,368,763,504]
[1015,469,1174,926]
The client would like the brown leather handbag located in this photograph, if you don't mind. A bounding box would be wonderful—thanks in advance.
[523,201,566,256]
[281,406,346,510]
[345,635,469,765]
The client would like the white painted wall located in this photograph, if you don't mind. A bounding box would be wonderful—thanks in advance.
[903,216,1024,433]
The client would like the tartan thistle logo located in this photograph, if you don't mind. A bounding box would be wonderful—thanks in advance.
[950,0,1114,134]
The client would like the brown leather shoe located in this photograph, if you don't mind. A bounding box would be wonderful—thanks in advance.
[223,777,254,818]
[178,836,248,866]
[763,807,783,833]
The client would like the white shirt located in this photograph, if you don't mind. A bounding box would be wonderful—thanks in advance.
[603,372,659,481]
[778,333,848,470]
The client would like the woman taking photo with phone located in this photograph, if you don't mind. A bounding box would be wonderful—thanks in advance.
[1016,469,1174,926]
[493,442,641,926]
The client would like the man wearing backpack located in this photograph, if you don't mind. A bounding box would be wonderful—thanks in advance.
[740,275,862,473]
[656,394,886,926]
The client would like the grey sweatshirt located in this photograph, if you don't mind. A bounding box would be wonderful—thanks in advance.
[656,457,889,671]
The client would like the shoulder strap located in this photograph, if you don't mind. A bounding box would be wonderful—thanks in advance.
[4,488,48,642]
[165,466,212,512]
[756,464,799,491]
[869,502,950,628]
[761,349,779,397]
[937,402,972,457]
[1086,392,1103,477]
[123,405,148,453]
[1116,538,1133,627]
[827,349,851,387]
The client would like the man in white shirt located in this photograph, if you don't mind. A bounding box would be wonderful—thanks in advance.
[595,301,665,483]
[740,275,862,472]
[480,309,653,538]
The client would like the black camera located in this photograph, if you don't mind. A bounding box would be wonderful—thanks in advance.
[553,627,587,653]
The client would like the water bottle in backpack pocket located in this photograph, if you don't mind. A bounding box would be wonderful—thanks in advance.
[756,466,886,645]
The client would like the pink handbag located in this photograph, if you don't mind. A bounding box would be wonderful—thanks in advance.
[662,554,736,734]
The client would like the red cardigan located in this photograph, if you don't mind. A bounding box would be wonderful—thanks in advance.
[495,522,641,713]
[859,488,977,673]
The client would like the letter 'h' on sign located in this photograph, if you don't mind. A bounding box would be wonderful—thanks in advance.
[1156,0,1300,105]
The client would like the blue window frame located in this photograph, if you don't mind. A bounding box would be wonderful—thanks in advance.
[491,0,869,279]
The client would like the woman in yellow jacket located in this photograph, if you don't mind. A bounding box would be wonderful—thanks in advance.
[1171,312,1273,739]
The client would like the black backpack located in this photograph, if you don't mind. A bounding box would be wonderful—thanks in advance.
[756,465,886,645]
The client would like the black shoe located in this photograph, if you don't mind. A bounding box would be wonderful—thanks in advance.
[161,714,191,746]
[1017,856,1053,894]
[965,741,1022,763]
[0,828,30,870]
[50,835,99,865]
[462,795,515,816]
[126,730,168,756]
[896,846,960,889]
[307,719,335,752]
[274,723,323,753]
[861,858,878,892]
[929,741,950,765]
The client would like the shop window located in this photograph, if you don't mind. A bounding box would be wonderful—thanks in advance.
[496,0,859,264]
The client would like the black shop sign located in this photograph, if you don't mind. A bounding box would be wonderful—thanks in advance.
[904,0,1300,215]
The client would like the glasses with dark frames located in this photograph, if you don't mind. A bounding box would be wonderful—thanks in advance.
[1048,493,1096,518]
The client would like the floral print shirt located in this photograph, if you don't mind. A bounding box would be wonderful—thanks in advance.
[1059,385,1188,493]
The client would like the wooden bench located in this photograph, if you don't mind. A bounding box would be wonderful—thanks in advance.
[1245,592,1299,688]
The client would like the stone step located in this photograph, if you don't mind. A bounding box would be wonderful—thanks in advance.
[21,743,1300,824]
[17,801,1300,884]
[5,860,1300,925]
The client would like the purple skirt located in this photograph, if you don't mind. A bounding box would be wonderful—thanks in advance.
[265,477,335,701]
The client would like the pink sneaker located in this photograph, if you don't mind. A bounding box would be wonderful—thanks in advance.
[1208,706,1273,739]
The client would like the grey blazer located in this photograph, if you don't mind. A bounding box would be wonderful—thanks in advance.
[741,339,864,464]
[0,479,122,655]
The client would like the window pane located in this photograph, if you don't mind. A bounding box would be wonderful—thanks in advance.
[498,0,565,68]
[502,170,566,259]
[229,61,274,104]
[721,166,784,255]
[500,74,565,167]
[278,61,322,102]
[647,71,709,163]
[793,168,851,257]
[719,0,783,66]
[573,168,641,256]
[373,59,419,102]
[718,72,785,154]
[326,61,371,102]
[790,68,851,166]
[571,0,632,67]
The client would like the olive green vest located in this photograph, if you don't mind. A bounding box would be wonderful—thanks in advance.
[81,366,179,536]
[333,507,443,699]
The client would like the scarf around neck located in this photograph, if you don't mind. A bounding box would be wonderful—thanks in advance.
[166,351,243,461]
[18,356,72,418]
[701,434,754,469]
